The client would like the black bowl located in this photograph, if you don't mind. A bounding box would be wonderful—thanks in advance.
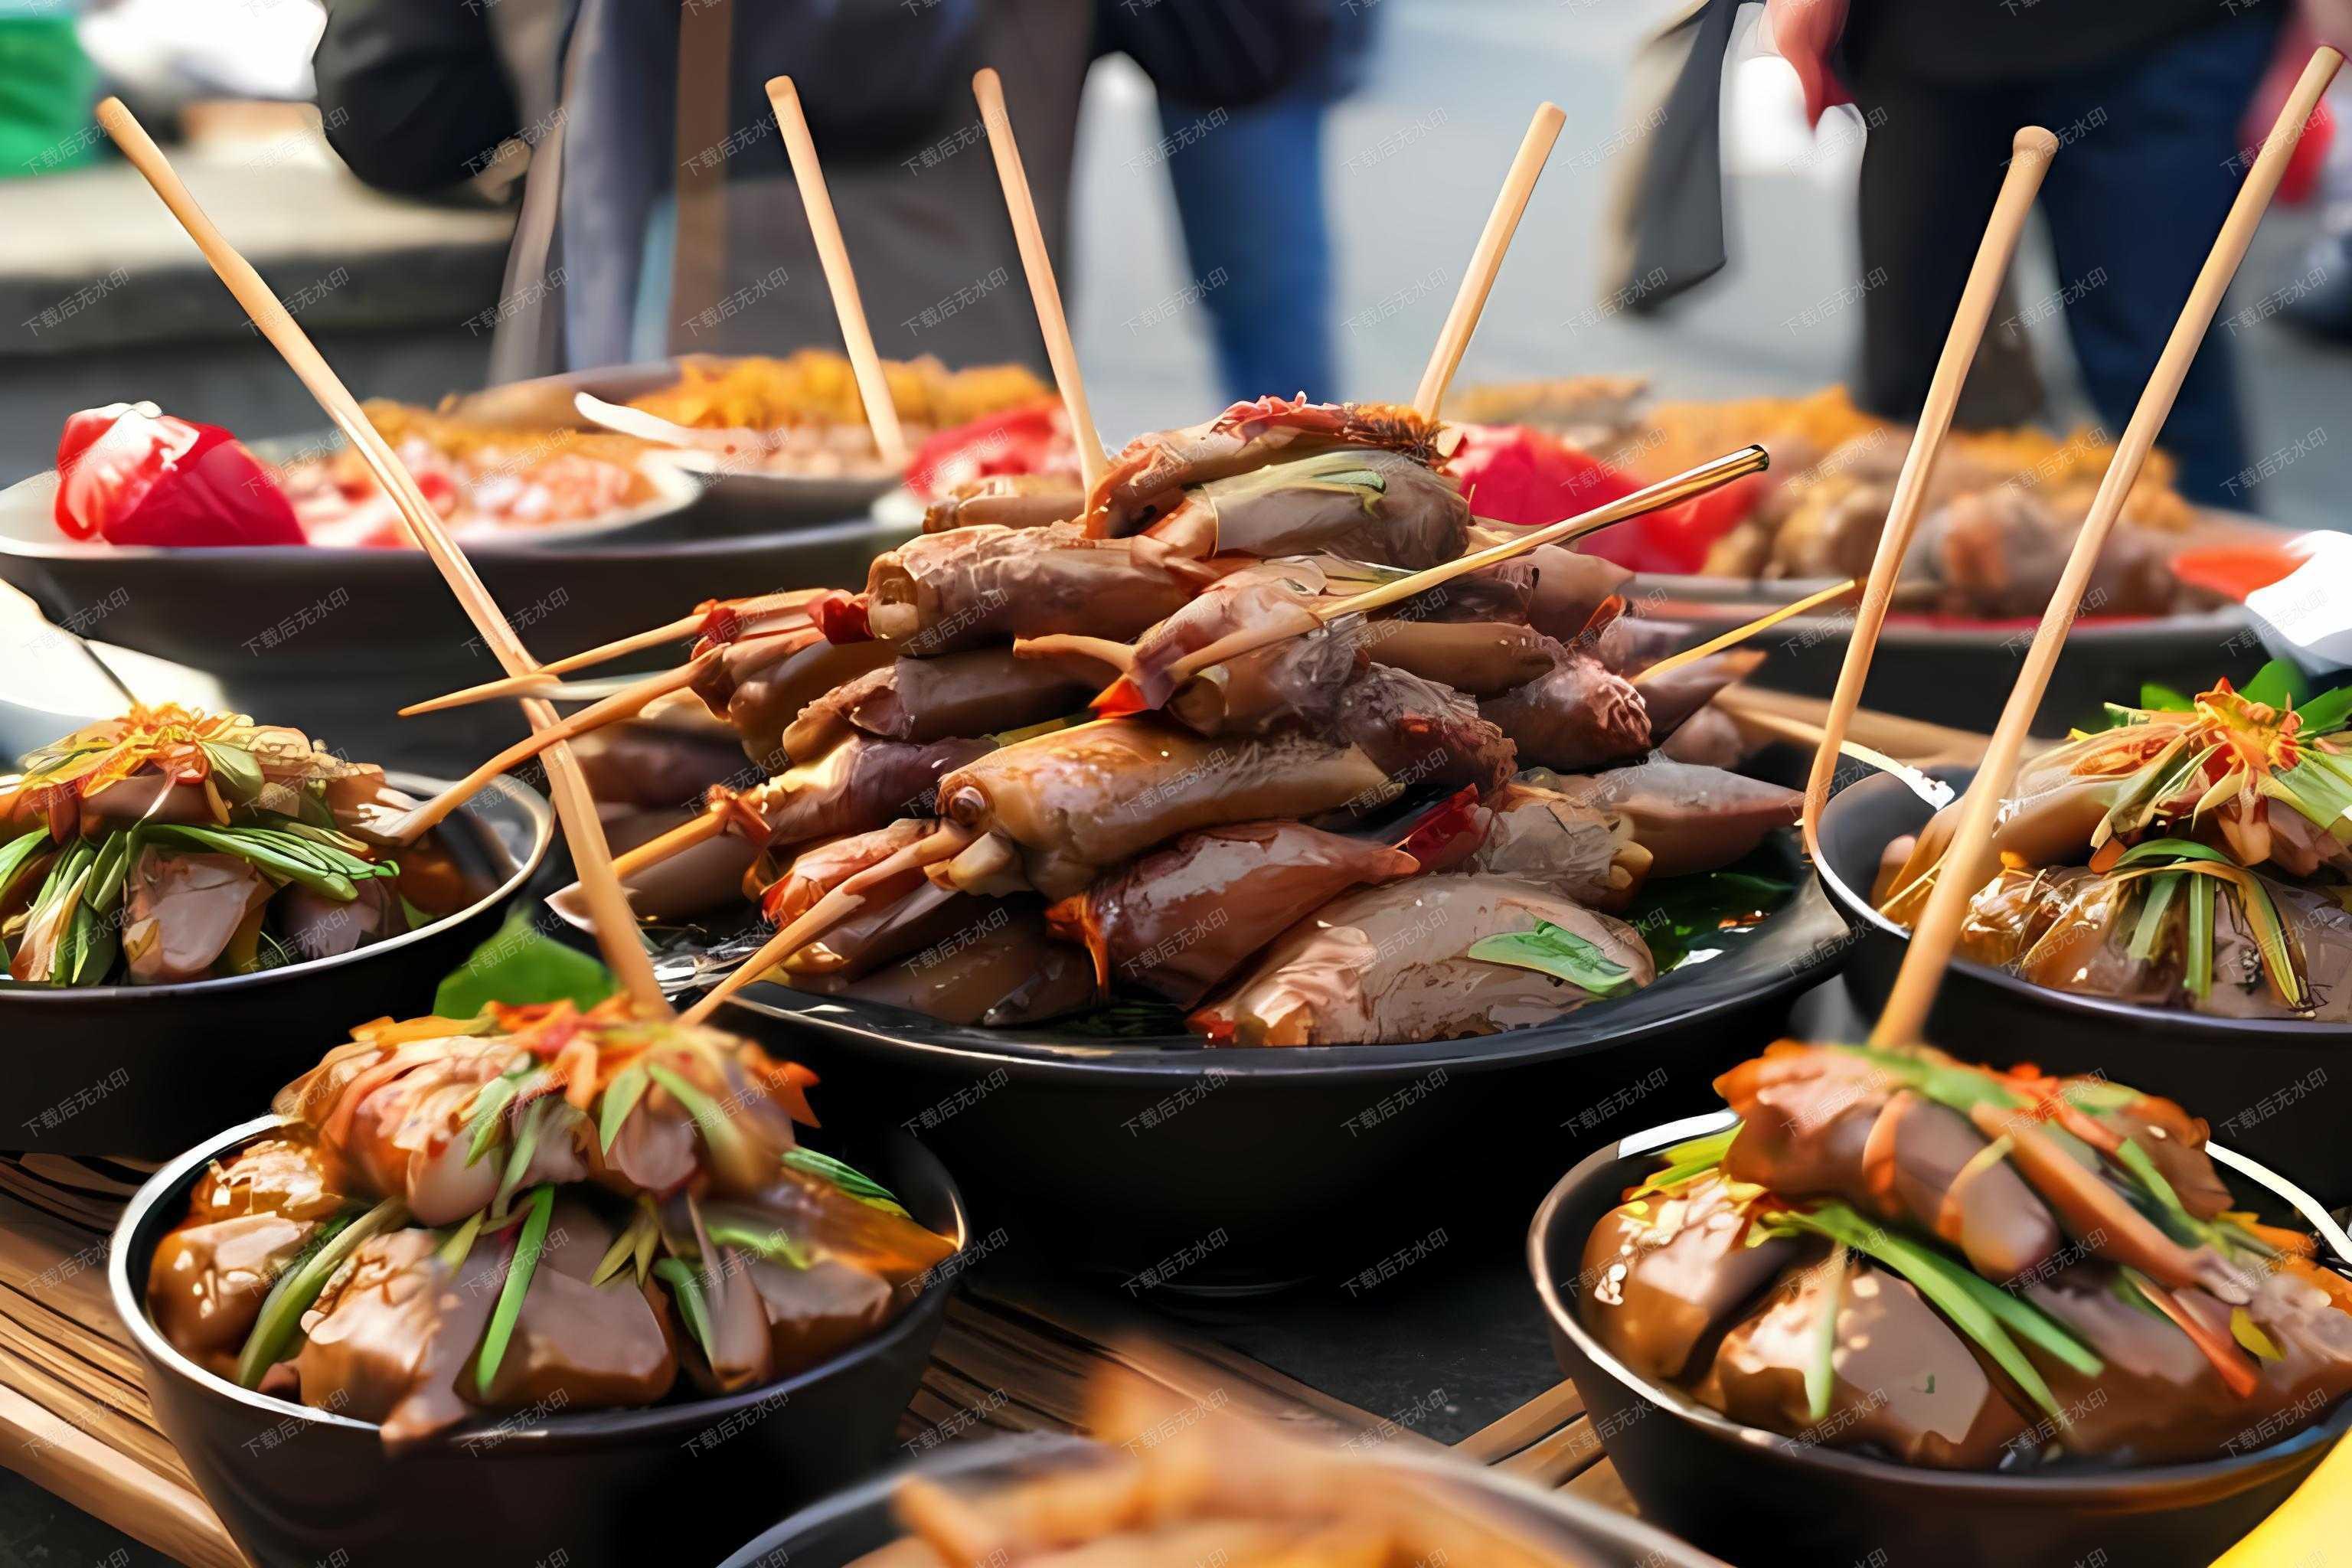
[1815,765,2350,1203]
[714,833,1854,1292]
[0,769,549,1158]
[1529,1110,2352,1568]
[110,1116,970,1568]
[720,1429,1726,1567]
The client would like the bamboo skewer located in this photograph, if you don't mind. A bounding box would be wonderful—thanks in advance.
[400,589,825,714]
[974,67,1107,492]
[1868,49,2343,1048]
[387,651,724,841]
[1800,127,2058,854]
[1412,103,1565,420]
[680,823,974,1025]
[93,97,671,1014]
[1142,443,1769,697]
[1633,577,1857,686]
[767,76,908,470]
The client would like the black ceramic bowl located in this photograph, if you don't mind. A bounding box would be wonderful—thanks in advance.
[111,1116,969,1568]
[0,769,549,1158]
[720,1429,1726,1567]
[1815,765,2350,1203]
[714,833,1854,1292]
[1529,1110,2352,1568]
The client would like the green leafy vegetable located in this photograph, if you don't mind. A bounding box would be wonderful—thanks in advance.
[781,1146,910,1217]
[2139,682,2194,712]
[2241,658,2308,711]
[1806,1245,1847,1423]
[652,1258,717,1363]
[434,910,618,1019]
[1467,921,1638,995]
[598,1063,650,1154]
[2296,683,2352,737]
[475,1184,556,1395]
[707,1220,813,1270]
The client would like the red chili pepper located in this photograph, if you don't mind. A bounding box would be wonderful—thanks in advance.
[813,590,872,645]
[54,403,303,547]
[1392,785,1488,874]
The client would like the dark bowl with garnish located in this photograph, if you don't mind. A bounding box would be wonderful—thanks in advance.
[711,832,1853,1293]
[1530,1109,2352,1568]
[111,1116,969,1568]
[0,769,549,1158]
[718,1430,1728,1567]
[1815,766,2350,1203]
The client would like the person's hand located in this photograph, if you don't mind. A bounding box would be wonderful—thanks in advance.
[1762,0,1852,126]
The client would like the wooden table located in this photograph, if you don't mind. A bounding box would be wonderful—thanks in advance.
[0,1155,1639,1568]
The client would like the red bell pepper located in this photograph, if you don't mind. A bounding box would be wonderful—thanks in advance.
[54,402,304,547]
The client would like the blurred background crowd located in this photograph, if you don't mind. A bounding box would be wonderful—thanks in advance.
[0,0,2348,524]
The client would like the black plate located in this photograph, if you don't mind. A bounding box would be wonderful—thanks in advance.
[711,832,1852,1292]
[0,463,906,691]
[1529,1110,2352,1568]
[109,1116,969,1568]
[0,769,548,1158]
[1815,765,2349,1203]
[1641,573,2267,736]
[722,1429,1727,1566]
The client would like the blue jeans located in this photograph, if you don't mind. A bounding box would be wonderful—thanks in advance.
[1854,12,2282,509]
[1157,87,1335,403]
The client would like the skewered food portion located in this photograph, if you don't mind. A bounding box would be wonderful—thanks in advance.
[145,998,957,1445]
[855,1375,1611,1566]
[481,397,1798,1046]
[1875,664,2352,1020]
[0,707,479,986]
[621,351,1053,477]
[276,400,668,547]
[1581,1040,2352,1469]
[1447,381,2212,619]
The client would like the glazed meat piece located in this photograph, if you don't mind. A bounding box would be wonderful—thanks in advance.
[1332,665,1519,806]
[1463,782,1651,910]
[1116,560,1335,720]
[1696,1256,2032,1468]
[1046,822,1418,1004]
[787,907,1097,1025]
[1911,487,2184,619]
[1142,448,1471,567]
[1090,396,1444,535]
[1579,1170,1802,1383]
[1658,705,1747,769]
[760,820,939,926]
[1193,875,1655,1046]
[705,628,897,765]
[922,472,1083,533]
[1479,649,1651,773]
[1358,619,1557,696]
[470,1197,678,1410]
[1631,650,1763,746]
[1573,758,1801,877]
[146,1138,348,1379]
[937,717,1393,900]
[749,735,994,851]
[117,849,273,985]
[573,720,747,811]
[594,806,763,923]
[278,877,404,962]
[864,523,1212,654]
[782,649,1108,763]
[779,875,998,981]
[1390,544,1631,645]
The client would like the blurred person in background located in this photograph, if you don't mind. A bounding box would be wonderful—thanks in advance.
[1102,0,1359,402]
[1610,0,2298,510]
[315,0,1334,389]
[0,0,96,178]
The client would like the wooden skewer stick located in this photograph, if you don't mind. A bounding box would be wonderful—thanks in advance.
[1137,443,1769,698]
[680,823,974,1025]
[974,67,1107,493]
[400,590,825,714]
[767,76,908,470]
[1412,103,1566,420]
[1801,127,2059,854]
[389,650,724,841]
[93,97,671,1014]
[1633,577,1858,687]
[1869,48,2342,1048]
[613,808,733,880]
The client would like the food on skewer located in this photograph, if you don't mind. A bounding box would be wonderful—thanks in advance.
[0,706,479,986]
[854,1374,1604,1566]
[1873,664,2352,1021]
[461,398,1795,1045]
[1581,1039,2352,1468]
[145,996,957,1443]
